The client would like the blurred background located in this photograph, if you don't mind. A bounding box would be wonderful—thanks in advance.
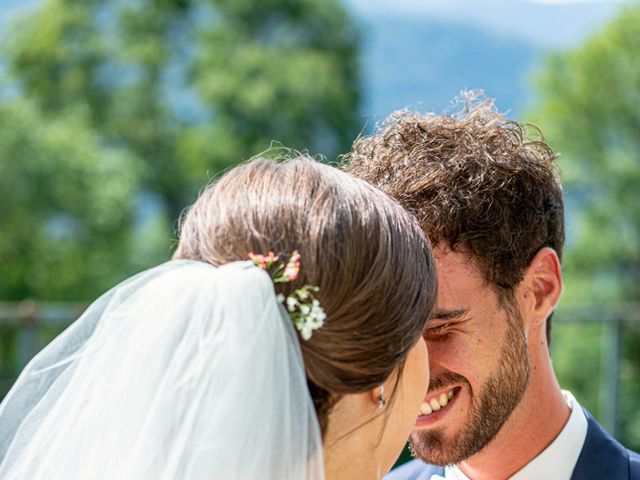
[1,0,639,459]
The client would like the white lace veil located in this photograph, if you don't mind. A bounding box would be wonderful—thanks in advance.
[0,260,324,480]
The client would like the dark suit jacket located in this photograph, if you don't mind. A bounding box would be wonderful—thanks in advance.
[385,408,640,480]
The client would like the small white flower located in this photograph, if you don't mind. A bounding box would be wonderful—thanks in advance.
[276,293,285,303]
[311,304,326,320]
[278,285,326,340]
[299,318,321,338]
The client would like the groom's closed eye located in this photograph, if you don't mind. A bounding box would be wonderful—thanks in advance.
[425,309,470,340]
[425,323,452,340]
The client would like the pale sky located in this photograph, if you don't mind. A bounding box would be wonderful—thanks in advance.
[528,0,623,3]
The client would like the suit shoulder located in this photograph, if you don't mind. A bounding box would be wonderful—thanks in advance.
[574,408,640,480]
[385,459,444,480]
[629,448,640,479]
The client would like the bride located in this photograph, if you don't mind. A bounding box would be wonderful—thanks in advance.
[0,156,437,479]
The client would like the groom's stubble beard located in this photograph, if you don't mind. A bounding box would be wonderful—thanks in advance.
[409,306,531,466]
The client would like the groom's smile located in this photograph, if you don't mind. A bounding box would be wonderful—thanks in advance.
[415,385,460,426]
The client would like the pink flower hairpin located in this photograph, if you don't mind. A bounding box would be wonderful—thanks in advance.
[249,250,325,340]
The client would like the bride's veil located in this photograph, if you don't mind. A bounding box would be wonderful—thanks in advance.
[0,260,324,479]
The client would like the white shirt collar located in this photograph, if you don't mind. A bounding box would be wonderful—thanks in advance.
[436,390,588,480]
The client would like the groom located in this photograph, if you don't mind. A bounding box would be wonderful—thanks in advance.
[345,95,640,479]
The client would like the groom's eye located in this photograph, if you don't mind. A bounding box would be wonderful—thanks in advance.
[425,310,469,340]
[425,323,450,340]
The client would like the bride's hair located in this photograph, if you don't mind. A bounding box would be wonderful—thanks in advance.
[174,156,436,435]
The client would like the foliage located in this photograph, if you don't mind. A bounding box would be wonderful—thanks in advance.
[0,101,140,301]
[531,5,640,449]
[196,0,361,162]
[531,6,640,304]
[5,0,361,222]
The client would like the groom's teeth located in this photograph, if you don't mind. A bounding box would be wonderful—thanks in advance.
[420,389,457,416]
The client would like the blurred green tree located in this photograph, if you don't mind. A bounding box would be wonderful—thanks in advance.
[5,0,361,223]
[0,101,140,300]
[531,5,640,449]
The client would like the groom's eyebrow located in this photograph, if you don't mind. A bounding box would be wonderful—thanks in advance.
[430,309,469,321]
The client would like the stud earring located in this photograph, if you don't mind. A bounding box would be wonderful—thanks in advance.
[378,385,385,409]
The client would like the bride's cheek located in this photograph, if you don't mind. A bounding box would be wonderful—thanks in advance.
[401,340,430,420]
[411,339,430,397]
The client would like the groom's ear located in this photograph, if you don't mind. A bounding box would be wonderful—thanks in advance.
[520,247,562,329]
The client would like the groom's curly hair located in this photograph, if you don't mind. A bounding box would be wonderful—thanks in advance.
[174,155,437,437]
[344,93,564,344]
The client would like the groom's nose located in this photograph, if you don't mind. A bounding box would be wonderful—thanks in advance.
[425,338,447,371]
